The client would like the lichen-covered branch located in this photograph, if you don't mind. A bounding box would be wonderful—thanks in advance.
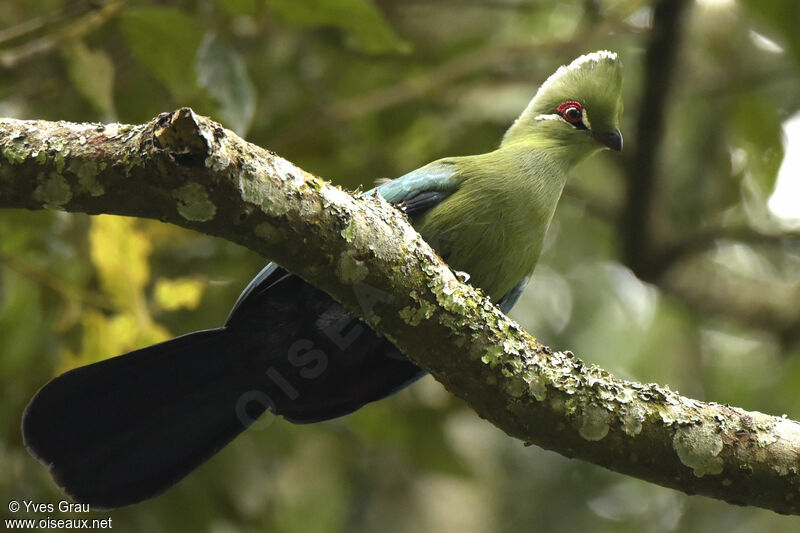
[2,109,800,515]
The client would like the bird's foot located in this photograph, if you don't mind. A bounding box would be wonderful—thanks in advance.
[454,270,471,283]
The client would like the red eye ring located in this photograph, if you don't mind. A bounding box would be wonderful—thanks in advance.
[557,101,583,124]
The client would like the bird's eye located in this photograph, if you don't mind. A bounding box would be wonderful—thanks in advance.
[557,101,584,125]
[563,107,582,123]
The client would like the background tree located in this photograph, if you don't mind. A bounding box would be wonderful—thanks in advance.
[2,0,800,531]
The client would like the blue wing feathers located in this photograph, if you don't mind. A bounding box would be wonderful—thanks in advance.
[375,160,461,206]
[497,276,529,314]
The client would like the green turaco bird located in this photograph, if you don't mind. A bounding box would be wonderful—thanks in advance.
[22,50,623,507]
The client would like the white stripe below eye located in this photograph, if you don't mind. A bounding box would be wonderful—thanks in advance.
[534,113,562,122]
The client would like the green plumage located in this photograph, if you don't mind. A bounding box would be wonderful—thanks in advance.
[410,50,623,301]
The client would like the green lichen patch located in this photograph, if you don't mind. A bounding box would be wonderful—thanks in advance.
[305,175,324,191]
[32,173,72,207]
[505,376,528,398]
[174,182,216,222]
[481,345,505,366]
[54,149,67,173]
[579,404,610,441]
[673,423,724,477]
[338,251,369,284]
[620,404,645,436]
[254,222,282,243]
[399,299,436,326]
[523,369,547,401]
[341,220,357,243]
[70,159,104,196]
[2,139,29,164]
[435,280,472,315]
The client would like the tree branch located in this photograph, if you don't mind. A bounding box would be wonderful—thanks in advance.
[620,0,689,278]
[2,109,800,514]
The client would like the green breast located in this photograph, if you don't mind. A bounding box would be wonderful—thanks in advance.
[413,147,568,302]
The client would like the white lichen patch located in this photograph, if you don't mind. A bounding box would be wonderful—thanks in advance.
[299,197,322,218]
[768,417,800,450]
[659,405,682,426]
[271,156,306,189]
[502,335,526,356]
[620,404,645,436]
[174,183,216,222]
[33,173,72,207]
[579,404,610,441]
[673,423,724,477]
[205,140,232,171]
[238,166,289,217]
[337,251,368,283]
[322,184,354,211]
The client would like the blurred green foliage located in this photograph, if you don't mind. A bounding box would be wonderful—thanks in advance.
[2,0,800,531]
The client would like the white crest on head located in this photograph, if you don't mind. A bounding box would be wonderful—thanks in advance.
[533,50,618,102]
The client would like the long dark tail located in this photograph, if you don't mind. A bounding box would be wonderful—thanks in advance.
[22,269,424,508]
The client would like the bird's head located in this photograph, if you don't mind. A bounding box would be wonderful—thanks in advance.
[502,50,623,162]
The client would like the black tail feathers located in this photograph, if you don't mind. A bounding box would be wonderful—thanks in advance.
[22,327,263,508]
[22,270,426,507]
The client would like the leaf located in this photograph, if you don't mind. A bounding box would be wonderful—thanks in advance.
[89,215,151,311]
[120,7,205,101]
[62,42,116,120]
[195,32,257,136]
[154,277,205,311]
[266,0,410,54]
